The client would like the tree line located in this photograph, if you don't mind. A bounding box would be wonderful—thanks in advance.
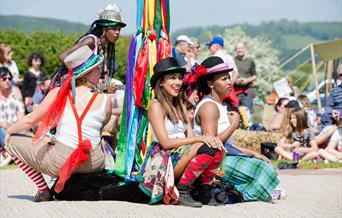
[0,30,130,82]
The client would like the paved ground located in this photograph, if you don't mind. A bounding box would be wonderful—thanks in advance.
[1,168,341,218]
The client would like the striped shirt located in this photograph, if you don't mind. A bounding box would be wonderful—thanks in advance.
[326,84,342,111]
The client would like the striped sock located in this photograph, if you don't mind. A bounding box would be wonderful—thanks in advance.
[200,150,224,185]
[12,156,48,193]
[179,153,213,186]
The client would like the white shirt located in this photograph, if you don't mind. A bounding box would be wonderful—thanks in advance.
[54,93,107,149]
[152,117,187,142]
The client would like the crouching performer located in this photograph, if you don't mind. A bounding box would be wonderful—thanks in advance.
[139,57,224,207]
[4,46,112,202]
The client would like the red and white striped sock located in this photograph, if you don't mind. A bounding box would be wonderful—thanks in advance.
[12,156,48,193]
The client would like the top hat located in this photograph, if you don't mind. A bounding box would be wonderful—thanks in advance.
[63,46,104,79]
[150,57,186,89]
[96,4,126,28]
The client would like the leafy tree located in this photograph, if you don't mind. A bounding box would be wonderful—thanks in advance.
[0,30,130,83]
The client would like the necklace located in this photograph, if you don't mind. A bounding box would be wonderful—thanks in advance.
[83,82,98,92]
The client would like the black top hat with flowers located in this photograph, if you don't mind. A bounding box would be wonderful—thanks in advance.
[150,57,186,89]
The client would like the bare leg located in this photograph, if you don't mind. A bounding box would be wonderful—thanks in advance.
[318,149,338,162]
[174,143,202,179]
[275,146,293,160]
[301,151,319,161]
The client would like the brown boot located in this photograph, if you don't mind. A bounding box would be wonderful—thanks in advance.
[34,189,53,202]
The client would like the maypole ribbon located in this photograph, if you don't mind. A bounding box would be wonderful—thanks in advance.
[115,0,171,181]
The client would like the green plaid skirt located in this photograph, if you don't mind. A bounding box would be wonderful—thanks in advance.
[220,155,279,202]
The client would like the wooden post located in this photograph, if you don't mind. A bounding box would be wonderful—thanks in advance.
[310,44,321,109]
[325,60,334,106]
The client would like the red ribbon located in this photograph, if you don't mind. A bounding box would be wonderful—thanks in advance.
[54,139,92,193]
[33,70,73,144]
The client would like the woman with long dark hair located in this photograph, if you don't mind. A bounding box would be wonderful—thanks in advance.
[139,57,224,207]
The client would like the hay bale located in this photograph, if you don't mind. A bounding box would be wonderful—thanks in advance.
[232,129,281,152]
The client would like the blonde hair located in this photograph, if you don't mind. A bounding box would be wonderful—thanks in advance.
[154,77,188,124]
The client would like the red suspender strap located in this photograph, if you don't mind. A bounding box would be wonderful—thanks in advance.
[54,92,99,193]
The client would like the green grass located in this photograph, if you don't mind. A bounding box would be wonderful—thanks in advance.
[282,34,322,50]
[271,160,342,170]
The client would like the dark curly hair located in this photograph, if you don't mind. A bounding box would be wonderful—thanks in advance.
[27,52,45,67]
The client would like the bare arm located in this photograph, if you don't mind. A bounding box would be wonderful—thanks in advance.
[278,136,298,149]
[268,113,284,132]
[315,125,337,145]
[59,37,96,62]
[148,101,212,150]
[6,88,59,135]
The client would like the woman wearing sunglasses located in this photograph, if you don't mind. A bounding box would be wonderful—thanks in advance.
[0,67,24,166]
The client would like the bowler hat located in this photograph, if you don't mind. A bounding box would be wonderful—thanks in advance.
[150,57,186,89]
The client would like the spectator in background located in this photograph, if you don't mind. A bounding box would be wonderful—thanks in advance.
[0,44,19,84]
[185,38,201,67]
[102,78,124,148]
[275,108,319,162]
[268,97,290,132]
[206,36,238,84]
[326,65,342,112]
[21,52,47,113]
[234,42,257,113]
[298,94,319,134]
[32,75,51,111]
[172,35,193,69]
[0,67,24,167]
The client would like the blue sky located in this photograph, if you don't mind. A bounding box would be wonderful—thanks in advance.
[1,0,341,34]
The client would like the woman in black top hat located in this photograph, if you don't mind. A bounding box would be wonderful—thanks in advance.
[139,57,224,207]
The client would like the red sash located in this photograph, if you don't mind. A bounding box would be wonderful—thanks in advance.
[54,92,98,193]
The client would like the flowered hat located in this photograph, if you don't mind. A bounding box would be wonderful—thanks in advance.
[96,4,126,28]
[63,46,104,79]
[196,56,233,81]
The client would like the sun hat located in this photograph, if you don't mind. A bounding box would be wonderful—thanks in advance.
[96,4,126,28]
[206,36,224,47]
[150,57,186,89]
[63,46,104,79]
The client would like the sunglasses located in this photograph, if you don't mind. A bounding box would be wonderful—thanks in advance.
[1,77,12,82]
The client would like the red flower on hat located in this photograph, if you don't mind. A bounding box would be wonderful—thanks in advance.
[194,64,208,78]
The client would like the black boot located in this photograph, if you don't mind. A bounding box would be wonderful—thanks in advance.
[177,184,203,208]
[195,185,219,206]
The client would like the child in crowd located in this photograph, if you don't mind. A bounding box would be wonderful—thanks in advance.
[298,95,319,134]
[275,108,319,161]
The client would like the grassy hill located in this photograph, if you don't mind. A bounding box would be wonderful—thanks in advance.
[172,19,342,65]
[0,15,88,34]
